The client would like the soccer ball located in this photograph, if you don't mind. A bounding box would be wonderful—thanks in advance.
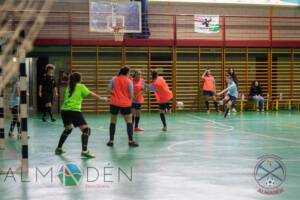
[265,177,275,188]
[176,101,184,109]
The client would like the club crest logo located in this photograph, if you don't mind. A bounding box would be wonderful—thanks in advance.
[254,155,286,195]
[57,163,82,187]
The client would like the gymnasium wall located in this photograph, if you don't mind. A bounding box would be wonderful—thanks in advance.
[16,1,300,112]
[11,1,299,42]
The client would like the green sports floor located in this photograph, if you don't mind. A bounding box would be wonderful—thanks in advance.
[0,111,300,200]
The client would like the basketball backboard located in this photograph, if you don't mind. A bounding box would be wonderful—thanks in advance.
[89,0,142,33]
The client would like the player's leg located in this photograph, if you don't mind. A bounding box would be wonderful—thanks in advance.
[55,111,73,155]
[224,100,232,118]
[132,107,136,128]
[46,99,55,122]
[212,95,220,112]
[107,105,118,147]
[203,91,210,113]
[258,96,264,111]
[159,104,168,131]
[79,124,95,158]
[122,107,139,147]
[133,103,143,131]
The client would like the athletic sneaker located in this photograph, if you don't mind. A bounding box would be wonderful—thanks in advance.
[8,132,14,138]
[134,127,144,132]
[51,118,56,122]
[42,117,46,122]
[128,141,139,147]
[161,127,167,132]
[18,135,30,140]
[81,151,95,159]
[55,148,66,155]
[232,108,237,113]
[106,141,114,147]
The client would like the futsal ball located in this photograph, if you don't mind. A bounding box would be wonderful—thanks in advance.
[176,101,184,109]
[218,100,223,106]
[265,177,275,188]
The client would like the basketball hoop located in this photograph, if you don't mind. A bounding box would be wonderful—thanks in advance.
[112,26,125,42]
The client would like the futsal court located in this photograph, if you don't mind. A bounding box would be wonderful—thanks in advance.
[1,0,300,200]
[0,112,300,200]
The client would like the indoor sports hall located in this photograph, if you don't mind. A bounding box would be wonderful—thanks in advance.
[0,0,300,200]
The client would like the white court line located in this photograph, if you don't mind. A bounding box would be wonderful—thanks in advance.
[29,118,106,132]
[240,130,300,145]
[187,114,300,145]
[187,114,234,132]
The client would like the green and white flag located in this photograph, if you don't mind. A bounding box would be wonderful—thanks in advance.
[194,15,220,33]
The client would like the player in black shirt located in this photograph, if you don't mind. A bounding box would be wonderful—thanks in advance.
[39,64,58,122]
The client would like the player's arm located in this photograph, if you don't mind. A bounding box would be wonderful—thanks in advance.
[38,85,42,97]
[147,84,156,93]
[134,80,145,99]
[213,79,216,92]
[129,82,134,101]
[201,70,207,79]
[16,84,20,97]
[107,79,114,93]
[217,88,228,96]
[53,87,58,97]
[89,91,108,101]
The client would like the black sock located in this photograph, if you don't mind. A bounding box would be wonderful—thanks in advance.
[214,101,219,111]
[9,118,17,133]
[16,121,21,134]
[47,107,54,119]
[109,123,116,141]
[160,113,167,127]
[205,101,209,110]
[135,116,140,128]
[43,107,46,118]
[224,108,230,118]
[127,123,133,141]
[132,115,135,128]
[81,128,90,152]
[58,129,72,148]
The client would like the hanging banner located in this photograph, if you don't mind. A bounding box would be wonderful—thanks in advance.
[194,15,220,33]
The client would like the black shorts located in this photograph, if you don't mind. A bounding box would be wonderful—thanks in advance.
[132,103,142,110]
[159,103,170,111]
[42,93,54,104]
[61,111,87,127]
[203,90,215,97]
[228,95,237,104]
[110,105,131,115]
[10,106,19,115]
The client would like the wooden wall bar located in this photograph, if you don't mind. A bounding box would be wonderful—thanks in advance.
[71,47,300,112]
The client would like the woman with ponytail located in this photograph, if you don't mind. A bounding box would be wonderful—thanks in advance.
[107,66,139,147]
[131,70,145,132]
[55,72,107,159]
[148,70,173,131]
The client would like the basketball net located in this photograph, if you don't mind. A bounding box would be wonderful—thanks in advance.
[112,26,125,42]
[0,0,55,91]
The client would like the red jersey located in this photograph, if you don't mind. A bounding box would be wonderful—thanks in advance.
[203,76,215,91]
[110,76,133,107]
[151,77,173,104]
[133,78,145,103]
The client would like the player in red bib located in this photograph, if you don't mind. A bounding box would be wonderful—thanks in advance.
[148,70,173,131]
[131,70,145,132]
[107,66,139,147]
[201,69,220,113]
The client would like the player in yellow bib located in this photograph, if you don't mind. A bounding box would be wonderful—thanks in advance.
[55,72,107,159]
